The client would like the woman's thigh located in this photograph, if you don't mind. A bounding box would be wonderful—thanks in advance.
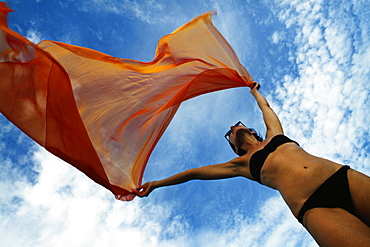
[348,169,370,225]
[303,208,370,247]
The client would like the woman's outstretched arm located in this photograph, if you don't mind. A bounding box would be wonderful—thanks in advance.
[135,157,247,197]
[250,82,283,138]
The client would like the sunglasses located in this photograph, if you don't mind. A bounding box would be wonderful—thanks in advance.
[224,121,258,140]
[225,121,261,155]
[224,121,246,141]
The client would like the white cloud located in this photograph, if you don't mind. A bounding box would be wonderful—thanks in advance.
[268,0,370,173]
[271,31,280,44]
[185,196,315,247]
[0,147,196,247]
[80,0,186,26]
[26,29,42,44]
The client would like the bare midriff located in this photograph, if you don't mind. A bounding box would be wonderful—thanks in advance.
[246,143,343,218]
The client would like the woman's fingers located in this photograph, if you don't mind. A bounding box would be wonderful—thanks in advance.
[252,82,260,90]
[134,182,151,197]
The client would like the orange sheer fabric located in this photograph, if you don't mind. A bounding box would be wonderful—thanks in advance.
[0,3,253,200]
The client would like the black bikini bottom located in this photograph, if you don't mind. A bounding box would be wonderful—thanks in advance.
[298,165,356,224]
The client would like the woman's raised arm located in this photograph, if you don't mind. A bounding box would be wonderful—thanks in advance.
[250,82,283,138]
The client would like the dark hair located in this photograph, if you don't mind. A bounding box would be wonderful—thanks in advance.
[228,129,263,156]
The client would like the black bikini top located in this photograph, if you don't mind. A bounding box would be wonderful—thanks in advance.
[249,135,299,184]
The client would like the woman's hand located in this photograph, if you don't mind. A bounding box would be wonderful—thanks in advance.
[134,181,157,197]
[250,81,260,95]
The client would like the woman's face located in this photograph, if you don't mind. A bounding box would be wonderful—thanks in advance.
[228,125,250,146]
[230,125,258,153]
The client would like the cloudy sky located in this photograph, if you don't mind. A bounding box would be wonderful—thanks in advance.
[1,0,369,246]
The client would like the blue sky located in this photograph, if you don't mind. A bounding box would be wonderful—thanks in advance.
[1,0,370,246]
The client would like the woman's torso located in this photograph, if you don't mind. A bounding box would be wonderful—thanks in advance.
[239,136,343,218]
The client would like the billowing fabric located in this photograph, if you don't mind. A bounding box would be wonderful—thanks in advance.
[0,3,254,200]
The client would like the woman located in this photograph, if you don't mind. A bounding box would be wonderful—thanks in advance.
[135,82,370,246]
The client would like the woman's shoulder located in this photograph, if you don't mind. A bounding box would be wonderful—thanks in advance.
[264,130,284,140]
